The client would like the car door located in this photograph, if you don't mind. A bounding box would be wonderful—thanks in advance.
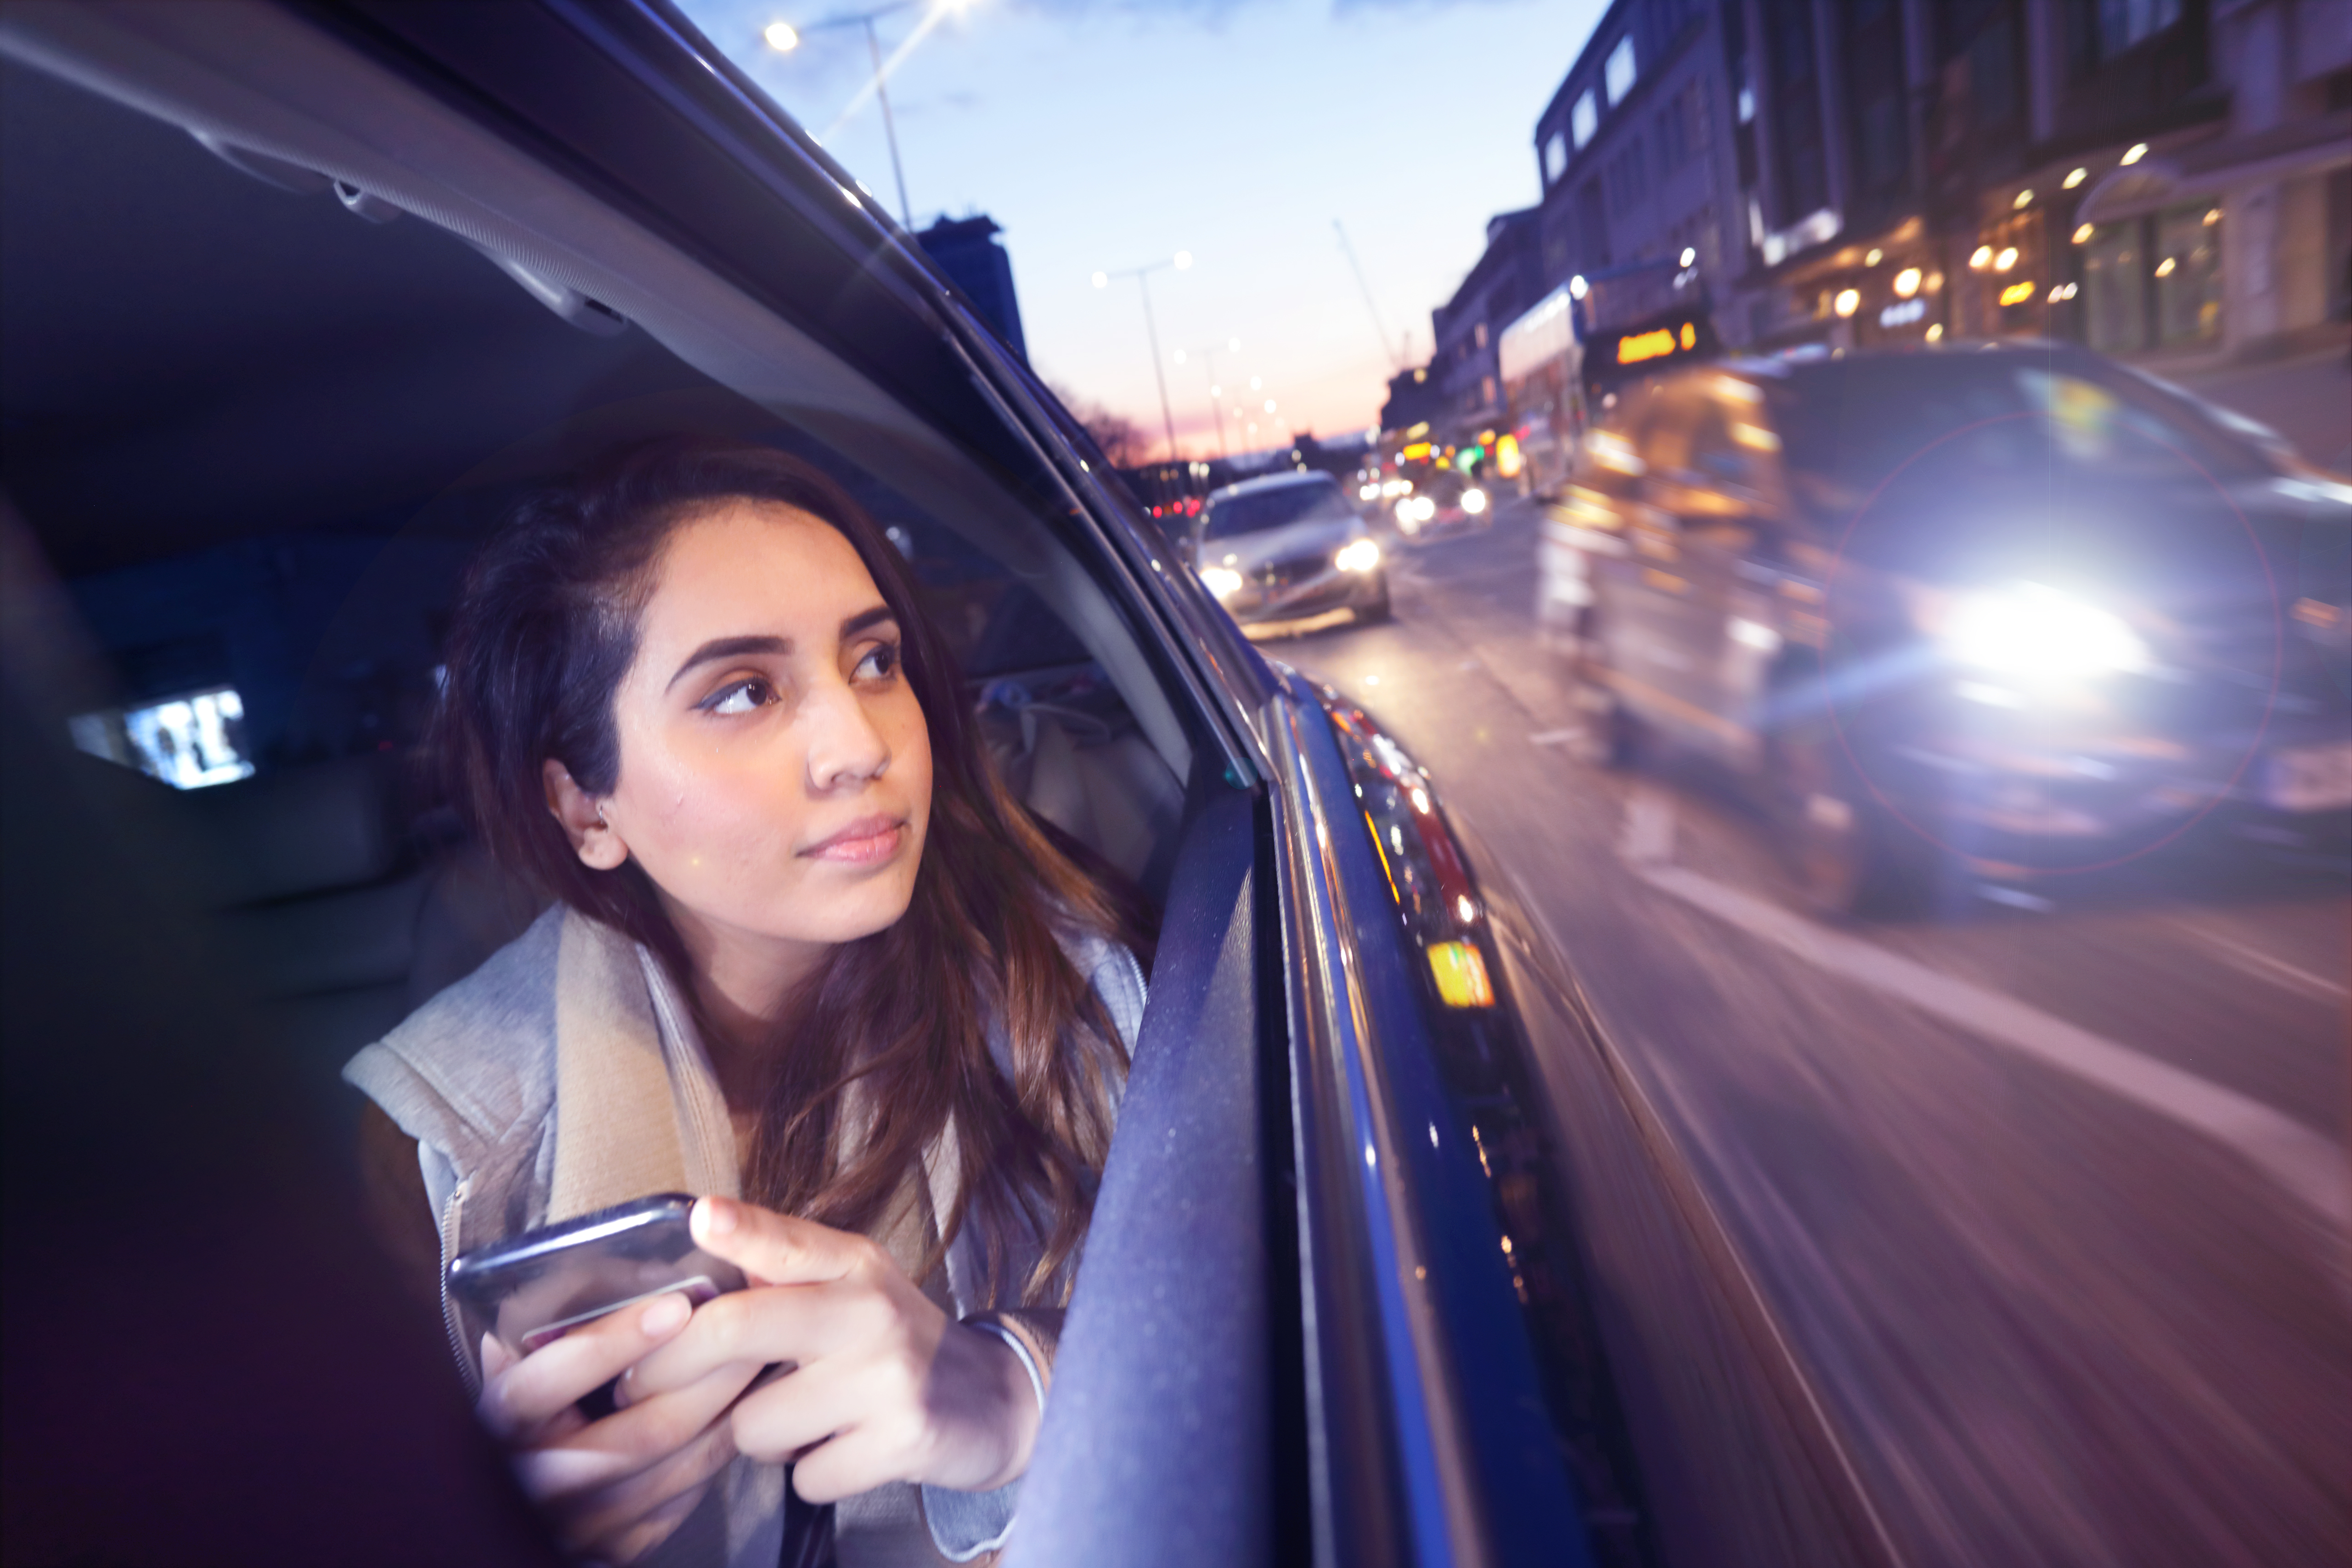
[1676,388,1779,765]
[1600,375,1722,742]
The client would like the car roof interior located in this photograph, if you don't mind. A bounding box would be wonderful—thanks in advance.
[1,40,1190,1072]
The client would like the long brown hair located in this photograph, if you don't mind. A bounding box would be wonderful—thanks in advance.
[438,438,1138,1304]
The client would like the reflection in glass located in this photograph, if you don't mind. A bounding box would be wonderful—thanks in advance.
[2081,223,2143,354]
[2155,203,2222,346]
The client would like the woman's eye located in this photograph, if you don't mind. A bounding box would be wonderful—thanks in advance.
[852,643,902,682]
[701,677,774,716]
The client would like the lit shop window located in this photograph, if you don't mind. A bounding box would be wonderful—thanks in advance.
[70,686,255,789]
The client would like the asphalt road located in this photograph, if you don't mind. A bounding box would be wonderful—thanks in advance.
[1271,497,2351,1568]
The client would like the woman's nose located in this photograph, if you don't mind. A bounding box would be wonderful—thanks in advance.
[804,683,891,791]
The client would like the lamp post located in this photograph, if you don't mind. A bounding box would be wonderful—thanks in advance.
[767,2,959,229]
[1172,336,1242,461]
[1091,252,1192,462]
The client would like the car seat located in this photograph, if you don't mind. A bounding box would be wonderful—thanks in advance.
[116,752,547,1062]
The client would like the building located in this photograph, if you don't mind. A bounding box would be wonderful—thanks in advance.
[916,214,1028,361]
[1531,0,1748,333]
[1377,363,1447,436]
[2059,0,2352,360]
[1762,0,2352,361]
[1427,208,1545,434]
[1529,0,2349,365]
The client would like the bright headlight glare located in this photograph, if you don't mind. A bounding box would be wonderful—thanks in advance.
[1935,583,2147,679]
[1412,496,1437,522]
[1461,488,1488,514]
[1200,565,1244,598]
[1336,538,1382,573]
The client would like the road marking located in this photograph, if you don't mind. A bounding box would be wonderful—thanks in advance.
[1528,728,1581,748]
[1617,797,2350,1234]
[2179,922,2351,1004]
[1619,786,1677,866]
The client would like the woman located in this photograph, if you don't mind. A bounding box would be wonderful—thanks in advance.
[346,439,1149,1568]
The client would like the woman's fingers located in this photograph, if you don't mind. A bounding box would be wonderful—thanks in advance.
[691,1197,876,1287]
[789,1419,921,1506]
[722,1356,874,1468]
[553,1416,739,1562]
[510,1362,760,1504]
[626,1277,876,1399]
[478,1292,694,1440]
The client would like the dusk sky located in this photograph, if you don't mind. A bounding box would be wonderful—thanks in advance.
[675,0,1608,459]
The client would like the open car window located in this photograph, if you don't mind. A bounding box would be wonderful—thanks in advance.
[2,41,1201,1070]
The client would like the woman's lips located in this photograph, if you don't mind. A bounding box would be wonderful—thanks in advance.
[801,815,907,864]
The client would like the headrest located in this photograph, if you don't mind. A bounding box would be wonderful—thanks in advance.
[178,754,399,908]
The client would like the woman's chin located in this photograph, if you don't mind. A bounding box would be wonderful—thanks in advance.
[789,865,921,943]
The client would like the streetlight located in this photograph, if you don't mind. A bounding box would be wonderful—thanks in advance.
[767,2,968,228]
[1093,252,1193,462]
[1173,335,1241,459]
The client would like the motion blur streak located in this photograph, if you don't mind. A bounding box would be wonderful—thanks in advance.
[1281,491,2350,1567]
[1635,855,2349,1234]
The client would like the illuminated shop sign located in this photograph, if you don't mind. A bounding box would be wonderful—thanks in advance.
[1998,280,2037,307]
[1878,298,1926,327]
[1613,319,1698,365]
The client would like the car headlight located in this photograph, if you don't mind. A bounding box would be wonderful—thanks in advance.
[1358,483,1380,502]
[1335,538,1382,573]
[1411,496,1437,523]
[1461,487,1488,514]
[1200,565,1244,598]
[1935,583,2148,680]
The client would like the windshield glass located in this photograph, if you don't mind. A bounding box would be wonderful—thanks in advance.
[1201,479,1354,539]
[1770,357,2267,507]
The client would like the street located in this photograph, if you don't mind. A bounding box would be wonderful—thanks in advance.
[1274,497,2351,1567]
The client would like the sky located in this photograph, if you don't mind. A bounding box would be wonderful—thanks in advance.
[674,0,1607,460]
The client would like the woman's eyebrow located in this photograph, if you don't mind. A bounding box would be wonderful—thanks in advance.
[840,605,897,637]
[666,634,790,693]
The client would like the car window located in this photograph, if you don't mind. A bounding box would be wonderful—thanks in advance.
[4,55,1202,1060]
[1689,401,1751,486]
[1636,379,1701,477]
[1201,479,1354,540]
[1769,356,2266,506]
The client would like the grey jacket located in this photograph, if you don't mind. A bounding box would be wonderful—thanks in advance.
[344,904,1144,1568]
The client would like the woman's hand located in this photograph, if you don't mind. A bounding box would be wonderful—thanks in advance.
[476,1292,762,1563]
[624,1196,1042,1503]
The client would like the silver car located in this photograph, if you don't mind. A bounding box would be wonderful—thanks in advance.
[1191,472,1391,627]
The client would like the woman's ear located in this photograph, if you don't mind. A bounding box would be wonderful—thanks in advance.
[543,760,628,870]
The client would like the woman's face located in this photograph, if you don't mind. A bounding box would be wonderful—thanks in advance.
[570,500,933,962]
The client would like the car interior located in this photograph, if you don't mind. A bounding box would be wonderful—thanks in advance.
[1,55,1199,1115]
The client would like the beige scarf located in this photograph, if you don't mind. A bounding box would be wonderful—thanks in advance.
[543,908,961,1283]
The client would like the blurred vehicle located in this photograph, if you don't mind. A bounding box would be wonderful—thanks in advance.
[1547,343,2352,913]
[1193,470,1391,626]
[1394,466,1493,540]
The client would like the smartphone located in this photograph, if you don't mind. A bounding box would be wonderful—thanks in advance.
[447,1193,746,1358]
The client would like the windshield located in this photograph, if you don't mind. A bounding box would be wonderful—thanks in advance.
[1770,356,2269,507]
[1201,480,1354,540]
